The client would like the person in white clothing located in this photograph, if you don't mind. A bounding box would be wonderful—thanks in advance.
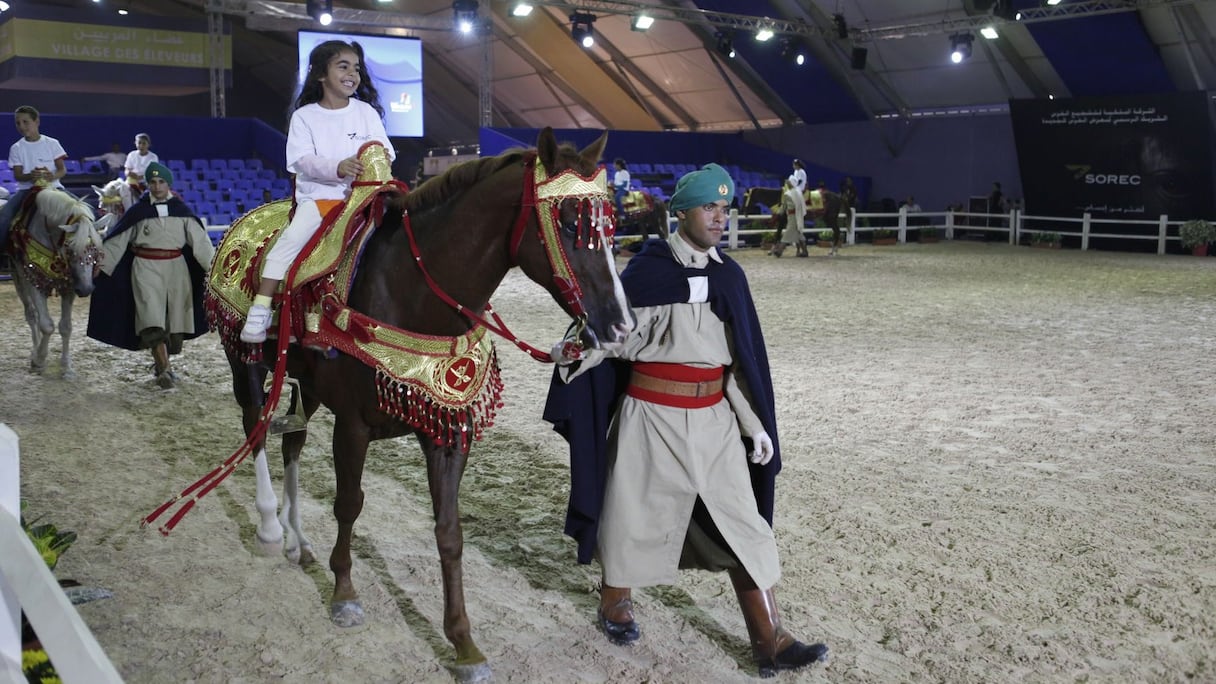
[0,105,68,249]
[612,158,631,220]
[240,39,395,343]
[788,158,807,194]
[124,133,159,195]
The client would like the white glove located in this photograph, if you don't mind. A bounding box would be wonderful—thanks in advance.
[549,339,583,366]
[749,432,774,465]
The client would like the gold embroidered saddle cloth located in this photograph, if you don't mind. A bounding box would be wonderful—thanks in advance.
[205,142,397,349]
[621,190,654,218]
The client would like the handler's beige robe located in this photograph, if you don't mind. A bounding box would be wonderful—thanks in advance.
[100,201,214,336]
[565,233,781,590]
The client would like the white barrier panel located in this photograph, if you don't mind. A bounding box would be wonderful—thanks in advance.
[0,424,18,683]
[0,424,123,684]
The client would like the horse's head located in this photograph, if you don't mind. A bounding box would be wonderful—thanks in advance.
[520,127,634,349]
[93,179,132,217]
[35,190,103,297]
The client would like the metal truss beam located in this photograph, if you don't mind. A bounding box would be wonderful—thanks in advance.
[519,0,1204,41]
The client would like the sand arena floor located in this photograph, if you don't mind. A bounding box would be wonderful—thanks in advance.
[3,241,1214,683]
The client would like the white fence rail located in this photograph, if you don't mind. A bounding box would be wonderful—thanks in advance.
[658,206,1200,255]
[0,424,123,684]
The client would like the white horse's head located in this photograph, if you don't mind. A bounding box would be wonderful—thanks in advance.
[34,190,104,297]
[93,179,133,217]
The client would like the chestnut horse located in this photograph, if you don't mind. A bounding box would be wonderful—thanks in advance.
[196,129,628,681]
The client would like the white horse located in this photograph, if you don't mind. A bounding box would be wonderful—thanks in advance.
[91,179,134,236]
[10,189,105,379]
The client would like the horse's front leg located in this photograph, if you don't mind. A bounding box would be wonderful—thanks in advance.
[21,284,53,374]
[278,392,321,565]
[329,416,370,628]
[57,293,76,380]
[420,433,489,682]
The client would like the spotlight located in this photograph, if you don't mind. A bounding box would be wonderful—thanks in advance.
[980,26,998,39]
[715,32,735,59]
[306,0,333,26]
[779,39,806,67]
[755,26,774,42]
[631,13,654,31]
[0,1,10,9]
[993,0,1018,21]
[1046,0,1062,5]
[570,12,596,48]
[510,2,533,16]
[949,32,973,63]
[453,0,478,34]
[833,13,848,39]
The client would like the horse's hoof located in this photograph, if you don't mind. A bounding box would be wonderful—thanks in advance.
[297,545,317,566]
[330,600,365,628]
[450,662,492,683]
[254,534,283,557]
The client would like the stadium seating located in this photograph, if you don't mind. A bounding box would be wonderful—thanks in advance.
[190,159,209,171]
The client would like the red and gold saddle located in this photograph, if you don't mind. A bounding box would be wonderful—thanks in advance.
[204,142,502,449]
[620,190,654,218]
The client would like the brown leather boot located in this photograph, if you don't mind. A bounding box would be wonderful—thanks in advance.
[729,569,828,678]
[151,343,174,389]
[598,583,639,645]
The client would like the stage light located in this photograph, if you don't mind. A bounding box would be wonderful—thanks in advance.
[980,26,998,39]
[949,32,973,63]
[779,39,805,66]
[833,14,848,39]
[306,0,333,26]
[0,1,10,10]
[1046,0,1062,5]
[570,12,596,48]
[631,13,654,31]
[715,32,735,59]
[993,0,1018,21]
[510,3,533,17]
[755,27,774,42]
[453,0,478,34]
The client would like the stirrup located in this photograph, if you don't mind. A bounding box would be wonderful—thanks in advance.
[267,376,308,434]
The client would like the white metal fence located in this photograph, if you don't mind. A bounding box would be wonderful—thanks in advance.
[656,206,1203,255]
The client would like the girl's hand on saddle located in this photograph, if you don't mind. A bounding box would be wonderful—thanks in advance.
[337,157,364,179]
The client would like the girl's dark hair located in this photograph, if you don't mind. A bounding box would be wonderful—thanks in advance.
[292,40,384,119]
[614,157,626,169]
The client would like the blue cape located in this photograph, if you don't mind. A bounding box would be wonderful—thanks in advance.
[86,193,209,351]
[544,238,781,564]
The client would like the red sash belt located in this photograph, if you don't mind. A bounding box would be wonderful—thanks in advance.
[132,247,182,260]
[627,362,724,409]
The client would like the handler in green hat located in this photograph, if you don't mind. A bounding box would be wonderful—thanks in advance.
[88,160,214,389]
[545,163,830,676]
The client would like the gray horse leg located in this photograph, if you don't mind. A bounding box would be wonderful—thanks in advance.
[58,293,76,380]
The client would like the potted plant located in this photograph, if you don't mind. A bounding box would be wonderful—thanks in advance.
[21,506,77,684]
[872,228,897,246]
[918,226,940,243]
[816,228,834,248]
[759,230,778,252]
[1179,219,1215,256]
[1030,231,1061,249]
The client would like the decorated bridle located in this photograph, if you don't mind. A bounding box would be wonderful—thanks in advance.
[403,153,615,361]
[14,201,102,295]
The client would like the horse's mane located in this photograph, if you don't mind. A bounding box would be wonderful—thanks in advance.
[34,190,103,250]
[402,149,530,214]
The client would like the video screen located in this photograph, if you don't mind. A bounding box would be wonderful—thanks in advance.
[297,29,423,138]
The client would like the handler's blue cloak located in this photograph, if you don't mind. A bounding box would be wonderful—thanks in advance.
[543,238,782,564]
[86,193,209,352]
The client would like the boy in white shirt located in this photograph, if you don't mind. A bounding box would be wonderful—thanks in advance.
[0,105,68,249]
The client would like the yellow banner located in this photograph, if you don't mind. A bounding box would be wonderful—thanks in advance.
[3,18,230,69]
